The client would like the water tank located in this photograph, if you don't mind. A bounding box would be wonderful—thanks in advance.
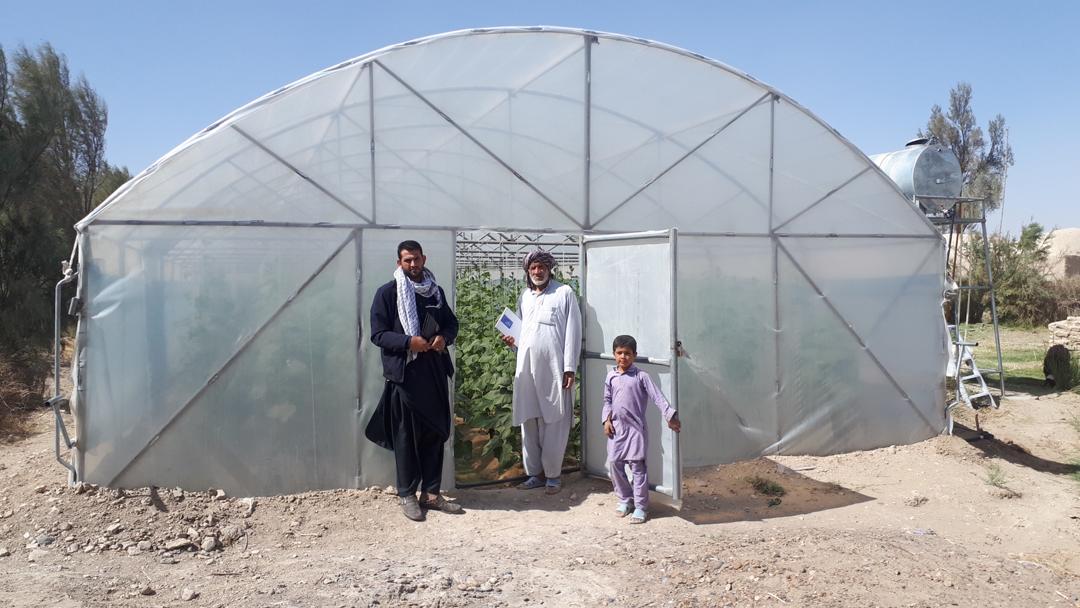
[869,138,962,213]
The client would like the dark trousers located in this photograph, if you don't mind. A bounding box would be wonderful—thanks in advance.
[390,395,445,497]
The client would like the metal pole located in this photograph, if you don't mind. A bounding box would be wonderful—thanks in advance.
[769,94,782,454]
[578,235,588,475]
[53,271,76,396]
[354,229,364,489]
[447,229,458,490]
[583,35,593,229]
[668,228,681,504]
[979,203,1006,400]
[369,64,377,224]
[51,263,78,476]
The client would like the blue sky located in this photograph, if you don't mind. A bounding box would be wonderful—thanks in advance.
[5,0,1078,234]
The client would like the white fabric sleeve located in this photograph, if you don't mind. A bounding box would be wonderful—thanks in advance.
[562,287,582,374]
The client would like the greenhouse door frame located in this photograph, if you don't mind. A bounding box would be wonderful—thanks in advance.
[580,228,682,505]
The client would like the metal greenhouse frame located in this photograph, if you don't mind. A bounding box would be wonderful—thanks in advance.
[50,27,947,496]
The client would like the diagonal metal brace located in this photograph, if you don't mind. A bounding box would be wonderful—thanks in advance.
[776,240,941,434]
[106,231,357,487]
[231,125,373,224]
[591,92,773,228]
[373,60,583,229]
[47,396,76,476]
[772,166,871,233]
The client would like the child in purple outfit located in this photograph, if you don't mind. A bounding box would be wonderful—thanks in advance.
[602,335,681,524]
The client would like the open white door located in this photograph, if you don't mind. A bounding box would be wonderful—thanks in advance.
[581,229,681,505]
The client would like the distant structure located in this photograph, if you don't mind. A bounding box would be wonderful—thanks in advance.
[1044,228,1080,279]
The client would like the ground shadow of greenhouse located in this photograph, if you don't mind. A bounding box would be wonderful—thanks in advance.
[457,458,870,523]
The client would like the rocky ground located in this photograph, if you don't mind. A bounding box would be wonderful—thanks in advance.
[1,389,1079,607]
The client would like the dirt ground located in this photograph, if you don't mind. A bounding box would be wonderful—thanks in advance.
[2,386,1080,606]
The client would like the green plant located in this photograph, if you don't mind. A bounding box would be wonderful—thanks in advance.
[452,266,582,478]
[453,268,522,474]
[984,463,1008,489]
[746,475,786,497]
[960,224,1054,326]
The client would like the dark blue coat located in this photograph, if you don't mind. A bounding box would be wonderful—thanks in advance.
[369,280,458,384]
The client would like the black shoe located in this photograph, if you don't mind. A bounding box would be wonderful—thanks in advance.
[420,494,464,514]
[400,495,424,521]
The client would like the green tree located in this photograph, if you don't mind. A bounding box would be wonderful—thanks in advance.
[0,42,126,406]
[963,222,1053,325]
[921,82,1014,210]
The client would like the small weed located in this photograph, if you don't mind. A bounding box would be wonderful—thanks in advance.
[984,463,1009,489]
[746,475,786,497]
[766,497,782,508]
[984,463,1022,498]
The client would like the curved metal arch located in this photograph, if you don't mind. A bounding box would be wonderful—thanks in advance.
[80,26,937,239]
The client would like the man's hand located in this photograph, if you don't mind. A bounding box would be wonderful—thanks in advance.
[430,335,446,353]
[562,371,575,390]
[667,415,681,433]
[499,334,516,348]
[409,336,432,353]
[603,419,615,439]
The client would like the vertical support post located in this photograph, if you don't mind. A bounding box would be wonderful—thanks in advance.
[583,35,594,229]
[578,236,588,474]
[75,230,88,480]
[354,228,364,488]
[668,228,681,504]
[368,63,377,225]
[979,206,1006,400]
[53,273,74,397]
[51,268,77,477]
[446,229,458,490]
[769,95,782,454]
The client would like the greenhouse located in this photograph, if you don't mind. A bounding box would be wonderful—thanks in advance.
[60,27,947,498]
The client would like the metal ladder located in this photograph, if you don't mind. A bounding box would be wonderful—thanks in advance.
[947,324,996,410]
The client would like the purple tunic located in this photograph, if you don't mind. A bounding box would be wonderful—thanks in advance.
[602,365,677,462]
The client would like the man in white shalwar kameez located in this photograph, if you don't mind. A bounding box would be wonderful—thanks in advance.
[500,250,581,494]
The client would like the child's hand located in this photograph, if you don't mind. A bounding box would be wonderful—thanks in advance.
[667,416,681,433]
[603,419,614,438]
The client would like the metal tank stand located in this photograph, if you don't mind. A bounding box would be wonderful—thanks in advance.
[925,195,1005,412]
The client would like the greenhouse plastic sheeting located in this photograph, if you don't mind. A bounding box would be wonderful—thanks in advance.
[81,226,360,494]
[69,27,948,494]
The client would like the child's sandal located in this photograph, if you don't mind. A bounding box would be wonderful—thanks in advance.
[516,476,545,490]
[544,478,562,495]
[614,503,632,518]
[628,508,647,524]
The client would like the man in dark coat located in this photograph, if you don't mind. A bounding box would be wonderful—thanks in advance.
[366,240,462,521]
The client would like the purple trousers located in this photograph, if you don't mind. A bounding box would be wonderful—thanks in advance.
[609,459,649,511]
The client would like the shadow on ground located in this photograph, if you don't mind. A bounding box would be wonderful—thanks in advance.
[677,458,872,525]
[457,458,875,524]
[953,421,1080,476]
[456,473,606,513]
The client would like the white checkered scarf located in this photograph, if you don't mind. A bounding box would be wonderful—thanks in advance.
[394,266,441,363]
